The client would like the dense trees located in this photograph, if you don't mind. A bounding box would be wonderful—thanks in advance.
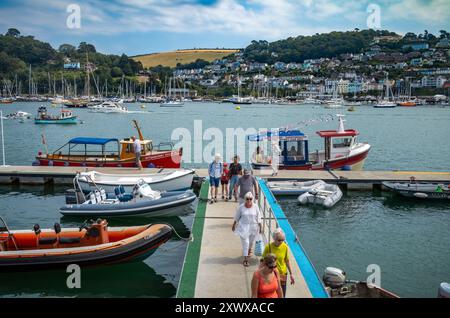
[244,30,399,63]
[0,28,143,95]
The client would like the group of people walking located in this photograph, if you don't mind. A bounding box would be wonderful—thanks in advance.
[208,153,294,298]
[208,154,258,205]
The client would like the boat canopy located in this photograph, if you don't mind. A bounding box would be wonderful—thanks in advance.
[316,129,359,138]
[69,137,119,145]
[247,129,307,142]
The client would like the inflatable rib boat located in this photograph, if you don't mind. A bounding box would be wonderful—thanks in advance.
[61,180,197,217]
[298,183,343,208]
[0,218,172,271]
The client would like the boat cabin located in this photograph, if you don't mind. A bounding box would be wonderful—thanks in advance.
[315,116,359,162]
[248,129,310,167]
[120,138,153,160]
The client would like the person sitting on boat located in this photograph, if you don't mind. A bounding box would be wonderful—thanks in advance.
[252,146,265,164]
[132,136,143,170]
[208,153,223,204]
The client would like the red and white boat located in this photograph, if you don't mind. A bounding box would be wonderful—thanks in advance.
[249,115,371,171]
[35,120,182,168]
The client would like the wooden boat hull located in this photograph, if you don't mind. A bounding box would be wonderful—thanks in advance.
[36,149,182,168]
[0,224,172,271]
[328,282,399,298]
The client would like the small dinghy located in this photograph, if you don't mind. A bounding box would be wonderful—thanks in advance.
[77,169,195,193]
[0,218,172,271]
[298,182,343,208]
[383,180,450,200]
[61,179,197,217]
[323,267,399,298]
[267,180,325,196]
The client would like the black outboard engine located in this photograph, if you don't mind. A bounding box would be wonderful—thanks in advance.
[65,189,86,204]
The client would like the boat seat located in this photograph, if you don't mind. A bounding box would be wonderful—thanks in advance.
[59,237,81,244]
[95,191,102,203]
[114,186,133,202]
[39,237,57,245]
[100,189,107,201]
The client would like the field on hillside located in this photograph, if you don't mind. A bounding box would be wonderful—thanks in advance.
[132,49,240,68]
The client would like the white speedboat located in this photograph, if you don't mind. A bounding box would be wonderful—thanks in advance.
[298,183,343,208]
[268,180,326,196]
[160,100,184,107]
[3,111,32,120]
[373,100,396,108]
[88,101,128,113]
[76,169,195,193]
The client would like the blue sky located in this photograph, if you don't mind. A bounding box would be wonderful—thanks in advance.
[0,0,449,56]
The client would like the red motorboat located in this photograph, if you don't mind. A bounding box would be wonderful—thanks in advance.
[35,120,182,168]
[249,115,371,171]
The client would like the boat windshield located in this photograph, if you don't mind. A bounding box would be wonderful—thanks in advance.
[332,138,352,148]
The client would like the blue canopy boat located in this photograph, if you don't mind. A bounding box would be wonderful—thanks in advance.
[247,115,371,171]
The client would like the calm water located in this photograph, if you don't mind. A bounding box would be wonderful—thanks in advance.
[0,102,449,297]
[0,184,194,298]
[1,102,450,171]
[279,193,450,298]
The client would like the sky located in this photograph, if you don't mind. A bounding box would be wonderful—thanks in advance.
[0,0,449,56]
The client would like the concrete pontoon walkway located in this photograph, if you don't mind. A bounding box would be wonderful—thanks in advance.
[177,181,314,298]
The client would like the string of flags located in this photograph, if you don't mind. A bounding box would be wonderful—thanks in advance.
[282,114,335,131]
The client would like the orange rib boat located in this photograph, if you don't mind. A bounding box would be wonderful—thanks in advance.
[0,218,172,271]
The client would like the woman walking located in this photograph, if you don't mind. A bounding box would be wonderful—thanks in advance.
[232,192,262,267]
[251,254,283,298]
[262,228,295,297]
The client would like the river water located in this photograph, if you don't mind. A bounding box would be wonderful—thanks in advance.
[0,102,449,297]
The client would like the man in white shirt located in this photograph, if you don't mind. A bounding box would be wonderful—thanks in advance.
[132,136,142,170]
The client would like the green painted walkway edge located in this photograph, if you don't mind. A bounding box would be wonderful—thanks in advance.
[176,180,209,298]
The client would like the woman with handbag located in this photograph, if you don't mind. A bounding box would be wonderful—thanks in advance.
[262,228,295,297]
[251,254,283,298]
[232,192,262,267]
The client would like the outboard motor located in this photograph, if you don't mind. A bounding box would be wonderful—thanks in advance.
[136,180,161,200]
[323,267,346,288]
[65,189,86,204]
[438,282,450,298]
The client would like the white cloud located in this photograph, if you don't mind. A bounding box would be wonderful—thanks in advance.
[385,0,450,25]
[1,0,448,46]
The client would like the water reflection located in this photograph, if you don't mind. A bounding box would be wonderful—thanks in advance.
[0,261,175,298]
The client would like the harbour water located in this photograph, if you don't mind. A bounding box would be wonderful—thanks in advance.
[0,102,449,298]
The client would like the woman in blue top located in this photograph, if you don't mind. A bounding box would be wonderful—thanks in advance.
[208,153,223,204]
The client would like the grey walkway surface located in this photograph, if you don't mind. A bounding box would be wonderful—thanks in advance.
[194,193,312,298]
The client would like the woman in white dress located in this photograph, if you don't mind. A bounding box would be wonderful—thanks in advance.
[232,192,262,267]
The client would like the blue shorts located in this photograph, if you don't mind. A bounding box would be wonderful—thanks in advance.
[210,177,220,187]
